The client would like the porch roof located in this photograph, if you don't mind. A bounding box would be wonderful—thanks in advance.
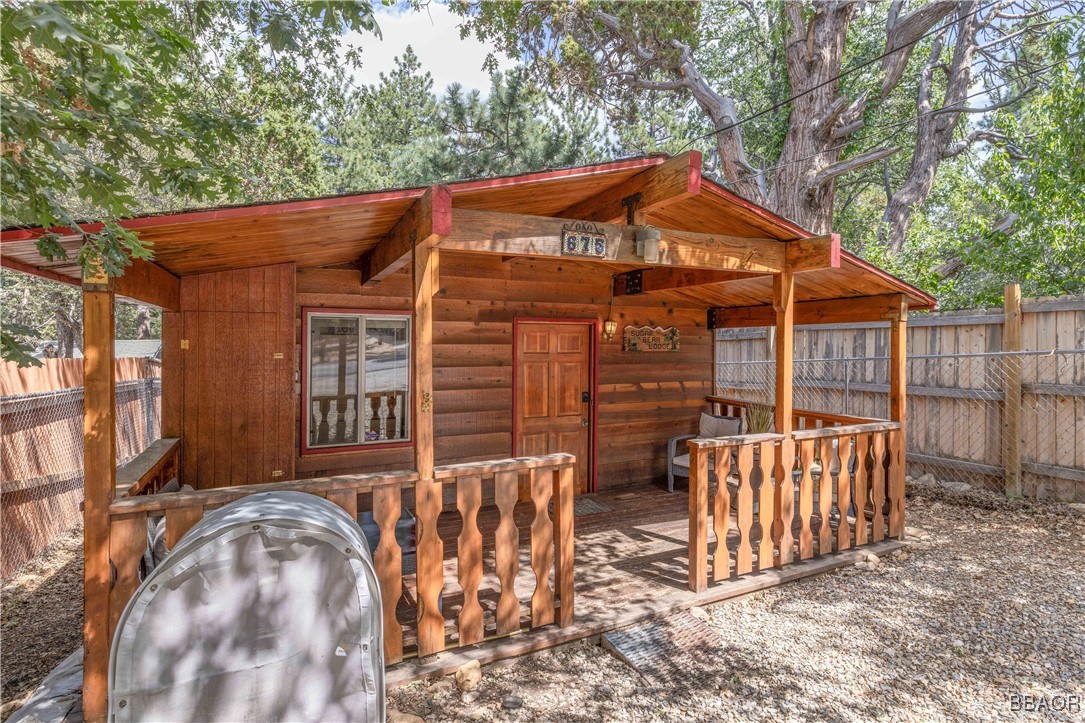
[0,154,935,311]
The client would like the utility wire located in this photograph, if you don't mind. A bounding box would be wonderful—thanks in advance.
[676,1,999,153]
[713,49,1082,191]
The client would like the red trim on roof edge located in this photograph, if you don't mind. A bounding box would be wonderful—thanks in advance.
[841,251,936,309]
[700,178,935,309]
[448,156,662,193]
[0,186,427,243]
[700,178,812,239]
[1,156,664,243]
[1,256,81,286]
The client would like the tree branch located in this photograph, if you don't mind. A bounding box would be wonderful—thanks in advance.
[809,146,901,188]
[879,1,957,98]
[942,129,1027,160]
[932,83,1037,116]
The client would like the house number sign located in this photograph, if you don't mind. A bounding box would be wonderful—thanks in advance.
[623,325,680,352]
[561,221,608,258]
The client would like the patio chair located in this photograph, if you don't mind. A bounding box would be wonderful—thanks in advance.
[667,412,746,493]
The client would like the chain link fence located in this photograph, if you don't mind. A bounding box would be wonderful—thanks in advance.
[1,373,161,579]
[716,349,1085,502]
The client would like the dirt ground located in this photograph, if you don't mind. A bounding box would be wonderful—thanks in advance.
[1,525,84,721]
[2,486,1083,722]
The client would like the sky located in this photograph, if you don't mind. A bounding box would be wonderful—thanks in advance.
[343,3,511,95]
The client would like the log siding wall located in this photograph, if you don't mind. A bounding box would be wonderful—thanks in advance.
[295,256,713,490]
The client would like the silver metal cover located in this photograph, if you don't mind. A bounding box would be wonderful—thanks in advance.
[109,491,384,722]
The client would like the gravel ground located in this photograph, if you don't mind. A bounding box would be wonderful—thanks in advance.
[1,488,1082,722]
[1,525,84,721]
[390,484,1085,722]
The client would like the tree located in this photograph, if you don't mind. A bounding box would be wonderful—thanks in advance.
[328,46,441,193]
[395,69,606,184]
[331,57,605,189]
[452,1,1077,250]
[1,1,381,363]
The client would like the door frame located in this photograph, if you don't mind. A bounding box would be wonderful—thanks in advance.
[511,317,599,493]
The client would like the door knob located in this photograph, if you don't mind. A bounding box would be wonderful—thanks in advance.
[581,419,590,428]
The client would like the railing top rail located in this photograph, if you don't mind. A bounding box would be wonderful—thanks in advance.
[433,453,576,479]
[705,396,886,426]
[715,348,1084,365]
[792,420,902,441]
[109,469,420,516]
[689,432,784,450]
[115,437,180,498]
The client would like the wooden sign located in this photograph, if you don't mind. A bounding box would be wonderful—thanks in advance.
[561,221,608,258]
[623,325,680,352]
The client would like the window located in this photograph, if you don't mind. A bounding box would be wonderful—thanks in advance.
[306,311,410,450]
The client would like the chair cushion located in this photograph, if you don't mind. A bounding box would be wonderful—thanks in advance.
[698,413,744,439]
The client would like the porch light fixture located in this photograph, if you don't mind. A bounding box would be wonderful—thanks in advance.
[603,279,618,341]
[636,225,661,263]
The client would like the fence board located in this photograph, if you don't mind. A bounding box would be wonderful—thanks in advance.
[716,293,1085,502]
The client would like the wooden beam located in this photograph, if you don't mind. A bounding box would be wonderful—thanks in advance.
[82,280,115,723]
[442,208,837,273]
[708,293,911,328]
[557,151,702,223]
[613,267,768,296]
[360,185,452,285]
[113,258,180,310]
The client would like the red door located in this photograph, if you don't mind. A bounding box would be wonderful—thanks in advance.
[515,321,593,493]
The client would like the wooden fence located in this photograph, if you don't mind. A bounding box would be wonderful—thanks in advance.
[1,357,161,578]
[715,292,1085,502]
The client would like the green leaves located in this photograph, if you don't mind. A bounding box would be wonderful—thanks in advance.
[1,1,379,362]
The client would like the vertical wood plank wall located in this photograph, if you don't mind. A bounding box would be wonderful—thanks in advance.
[174,264,296,489]
[294,255,714,490]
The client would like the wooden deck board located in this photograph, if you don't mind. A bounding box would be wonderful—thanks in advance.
[388,481,903,680]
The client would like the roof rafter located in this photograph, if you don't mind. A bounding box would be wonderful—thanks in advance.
[358,186,452,286]
[557,151,702,223]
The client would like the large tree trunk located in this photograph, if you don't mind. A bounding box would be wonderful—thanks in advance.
[879,2,981,253]
[767,2,857,232]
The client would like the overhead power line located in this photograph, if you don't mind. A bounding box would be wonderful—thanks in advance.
[676,1,998,153]
[714,49,1083,192]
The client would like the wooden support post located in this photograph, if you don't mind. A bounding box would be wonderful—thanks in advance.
[688,444,709,593]
[1003,283,1023,498]
[552,465,575,627]
[413,238,443,655]
[888,294,908,538]
[773,272,796,567]
[413,245,437,478]
[82,282,116,723]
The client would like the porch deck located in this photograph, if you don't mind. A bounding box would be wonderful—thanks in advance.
[390,480,905,683]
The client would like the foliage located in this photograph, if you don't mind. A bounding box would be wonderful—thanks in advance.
[328,46,441,192]
[1,0,381,363]
[395,69,605,184]
[331,54,605,189]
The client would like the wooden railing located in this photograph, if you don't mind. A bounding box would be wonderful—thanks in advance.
[114,438,180,498]
[688,419,905,592]
[311,391,406,445]
[103,453,575,669]
[707,395,879,429]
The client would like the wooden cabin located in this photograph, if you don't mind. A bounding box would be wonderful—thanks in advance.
[1,153,934,721]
